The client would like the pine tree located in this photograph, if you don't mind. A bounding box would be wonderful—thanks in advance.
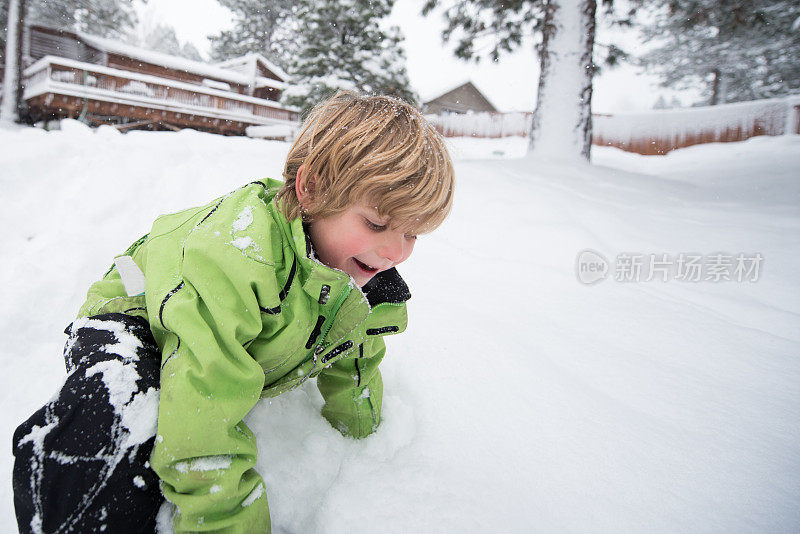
[134,22,204,61]
[143,23,183,57]
[1,0,137,123]
[652,94,682,109]
[1,0,138,64]
[30,0,136,38]
[181,42,203,62]
[208,0,295,67]
[282,0,416,116]
[421,0,598,160]
[0,1,9,66]
[635,0,800,105]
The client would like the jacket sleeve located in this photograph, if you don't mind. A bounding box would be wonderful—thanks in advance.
[150,234,272,533]
[316,337,386,438]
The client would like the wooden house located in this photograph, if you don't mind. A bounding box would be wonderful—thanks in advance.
[20,24,299,135]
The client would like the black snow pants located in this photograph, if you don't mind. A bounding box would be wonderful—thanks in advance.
[12,313,166,533]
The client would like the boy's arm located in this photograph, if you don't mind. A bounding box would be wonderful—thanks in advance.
[150,234,273,533]
[316,337,386,438]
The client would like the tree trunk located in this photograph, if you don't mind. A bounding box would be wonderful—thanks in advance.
[529,0,596,161]
[15,0,28,121]
[710,68,721,106]
[0,0,22,123]
[718,74,728,105]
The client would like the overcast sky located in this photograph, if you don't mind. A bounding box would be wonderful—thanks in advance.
[137,0,690,113]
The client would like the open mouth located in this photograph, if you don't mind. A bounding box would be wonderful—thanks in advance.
[353,258,378,274]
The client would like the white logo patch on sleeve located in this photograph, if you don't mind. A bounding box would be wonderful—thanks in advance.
[114,255,146,296]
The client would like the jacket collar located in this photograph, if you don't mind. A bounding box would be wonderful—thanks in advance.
[362,268,411,307]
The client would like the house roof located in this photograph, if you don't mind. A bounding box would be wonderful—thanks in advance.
[215,53,290,86]
[418,77,473,103]
[56,27,287,90]
[423,80,497,111]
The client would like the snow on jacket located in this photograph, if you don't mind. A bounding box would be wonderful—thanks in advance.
[76,178,410,533]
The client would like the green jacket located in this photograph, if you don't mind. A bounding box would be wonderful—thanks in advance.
[77,179,410,533]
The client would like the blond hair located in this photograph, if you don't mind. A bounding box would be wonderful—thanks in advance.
[276,91,454,235]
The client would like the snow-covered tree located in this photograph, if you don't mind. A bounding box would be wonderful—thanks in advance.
[180,42,203,62]
[0,0,9,65]
[129,18,204,61]
[148,25,203,61]
[34,0,136,37]
[282,0,416,116]
[143,23,185,57]
[208,0,295,67]
[635,0,800,105]
[422,0,597,160]
[1,0,137,64]
[653,94,682,109]
[0,0,137,122]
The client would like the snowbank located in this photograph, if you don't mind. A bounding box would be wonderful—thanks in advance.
[1,124,799,532]
[246,123,298,139]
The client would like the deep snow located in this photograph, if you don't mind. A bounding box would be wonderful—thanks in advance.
[1,122,799,533]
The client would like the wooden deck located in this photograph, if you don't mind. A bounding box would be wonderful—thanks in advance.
[22,56,299,135]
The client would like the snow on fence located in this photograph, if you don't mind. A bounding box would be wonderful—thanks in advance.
[593,96,800,155]
[425,112,532,139]
[427,96,800,155]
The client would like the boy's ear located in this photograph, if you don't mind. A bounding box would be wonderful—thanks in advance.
[295,165,314,209]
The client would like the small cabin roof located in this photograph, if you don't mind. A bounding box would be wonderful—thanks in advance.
[419,77,472,103]
[422,80,497,112]
[215,53,290,84]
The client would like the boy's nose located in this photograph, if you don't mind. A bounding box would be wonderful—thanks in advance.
[378,232,409,265]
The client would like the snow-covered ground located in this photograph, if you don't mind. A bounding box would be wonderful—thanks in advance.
[1,122,798,533]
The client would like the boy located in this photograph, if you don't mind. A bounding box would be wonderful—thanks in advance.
[12,91,455,533]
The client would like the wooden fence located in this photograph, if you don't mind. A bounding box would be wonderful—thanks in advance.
[426,96,800,155]
[425,111,532,139]
[593,97,800,155]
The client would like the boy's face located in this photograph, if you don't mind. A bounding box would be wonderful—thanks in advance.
[306,204,416,287]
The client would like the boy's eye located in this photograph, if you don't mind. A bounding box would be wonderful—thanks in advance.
[365,219,386,231]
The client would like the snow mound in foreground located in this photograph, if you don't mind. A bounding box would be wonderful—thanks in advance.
[1,126,799,533]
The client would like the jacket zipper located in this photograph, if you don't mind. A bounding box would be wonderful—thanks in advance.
[313,284,353,356]
[355,344,363,386]
[294,284,354,388]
